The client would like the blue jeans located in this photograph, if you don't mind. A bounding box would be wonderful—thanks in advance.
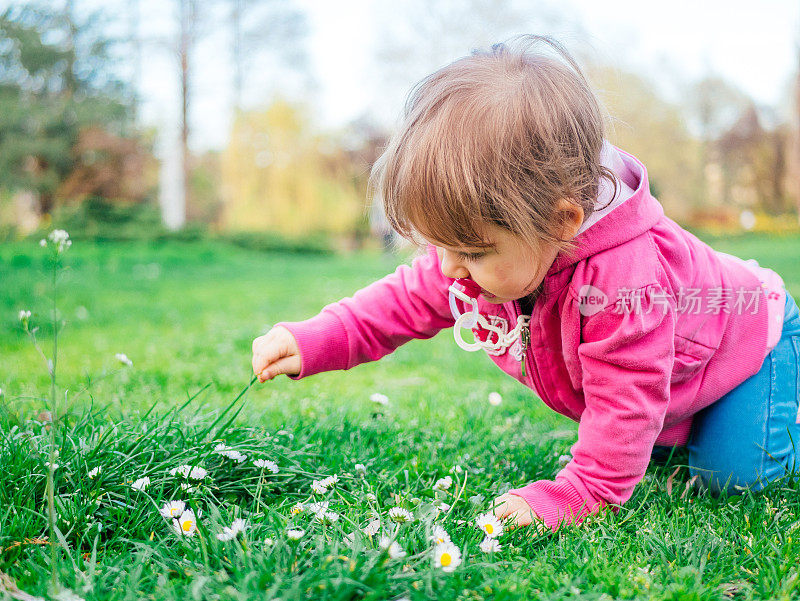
[686,289,800,494]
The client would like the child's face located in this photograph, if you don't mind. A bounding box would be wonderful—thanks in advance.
[430,223,560,304]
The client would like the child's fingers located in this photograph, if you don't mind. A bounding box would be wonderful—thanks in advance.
[257,355,301,382]
[489,493,519,520]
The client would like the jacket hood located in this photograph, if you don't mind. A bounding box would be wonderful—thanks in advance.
[546,148,664,278]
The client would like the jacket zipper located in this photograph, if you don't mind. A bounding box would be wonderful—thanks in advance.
[514,299,545,402]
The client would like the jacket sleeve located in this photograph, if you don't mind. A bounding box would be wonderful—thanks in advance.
[274,244,456,380]
[509,284,675,530]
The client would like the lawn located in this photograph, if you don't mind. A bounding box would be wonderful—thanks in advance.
[0,232,799,600]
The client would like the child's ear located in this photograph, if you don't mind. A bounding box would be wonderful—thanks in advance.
[555,198,584,241]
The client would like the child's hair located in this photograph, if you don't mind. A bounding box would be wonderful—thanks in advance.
[369,34,617,259]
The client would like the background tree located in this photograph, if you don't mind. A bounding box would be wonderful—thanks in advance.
[0,2,131,217]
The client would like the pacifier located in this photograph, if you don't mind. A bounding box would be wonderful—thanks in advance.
[448,278,485,351]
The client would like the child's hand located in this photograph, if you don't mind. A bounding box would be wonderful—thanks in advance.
[489,493,548,534]
[252,326,301,382]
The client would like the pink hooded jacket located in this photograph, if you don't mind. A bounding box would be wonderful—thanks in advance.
[276,148,785,530]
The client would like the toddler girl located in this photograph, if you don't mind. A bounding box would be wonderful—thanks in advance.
[251,35,800,532]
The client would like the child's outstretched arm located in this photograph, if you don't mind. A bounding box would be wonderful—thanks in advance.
[255,244,455,381]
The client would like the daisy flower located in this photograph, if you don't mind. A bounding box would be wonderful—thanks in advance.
[87,466,102,479]
[115,353,133,367]
[213,443,247,463]
[362,519,381,537]
[488,391,502,406]
[379,536,406,559]
[264,538,275,547]
[180,483,196,493]
[354,463,367,476]
[476,512,503,539]
[131,476,150,491]
[316,511,339,525]
[388,507,413,524]
[479,537,501,553]
[369,393,389,406]
[160,500,186,519]
[286,528,305,541]
[308,501,329,517]
[433,476,452,491]
[174,509,198,536]
[433,541,461,572]
[254,459,279,473]
[311,480,328,494]
[431,525,451,545]
[319,474,338,488]
[169,465,191,477]
[189,466,207,480]
[365,493,377,503]
[291,502,305,516]
[217,518,246,541]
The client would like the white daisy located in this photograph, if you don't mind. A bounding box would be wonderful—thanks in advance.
[431,525,451,545]
[169,465,191,477]
[160,500,186,519]
[379,536,406,559]
[311,480,328,494]
[264,537,274,547]
[433,541,461,572]
[388,507,413,524]
[286,528,305,541]
[189,466,207,480]
[308,501,329,517]
[87,466,102,479]
[362,519,381,537]
[217,518,246,541]
[213,444,247,463]
[115,353,133,367]
[291,502,305,515]
[320,474,339,488]
[476,512,503,539]
[174,509,197,536]
[18,309,31,322]
[488,391,502,406]
[479,537,501,553]
[316,511,339,525]
[354,463,367,476]
[253,459,279,473]
[436,501,451,512]
[369,393,389,406]
[433,476,452,491]
[131,476,150,491]
[180,483,196,493]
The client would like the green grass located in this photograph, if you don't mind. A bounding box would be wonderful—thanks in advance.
[1,234,799,600]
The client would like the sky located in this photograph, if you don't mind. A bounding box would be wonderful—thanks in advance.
[19,0,798,153]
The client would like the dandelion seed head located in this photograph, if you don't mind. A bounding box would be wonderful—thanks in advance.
[488,391,502,406]
[388,507,413,524]
[115,353,133,367]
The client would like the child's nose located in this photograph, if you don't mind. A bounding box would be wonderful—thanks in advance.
[439,250,470,279]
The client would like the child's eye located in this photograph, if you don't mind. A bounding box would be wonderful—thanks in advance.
[456,252,484,262]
